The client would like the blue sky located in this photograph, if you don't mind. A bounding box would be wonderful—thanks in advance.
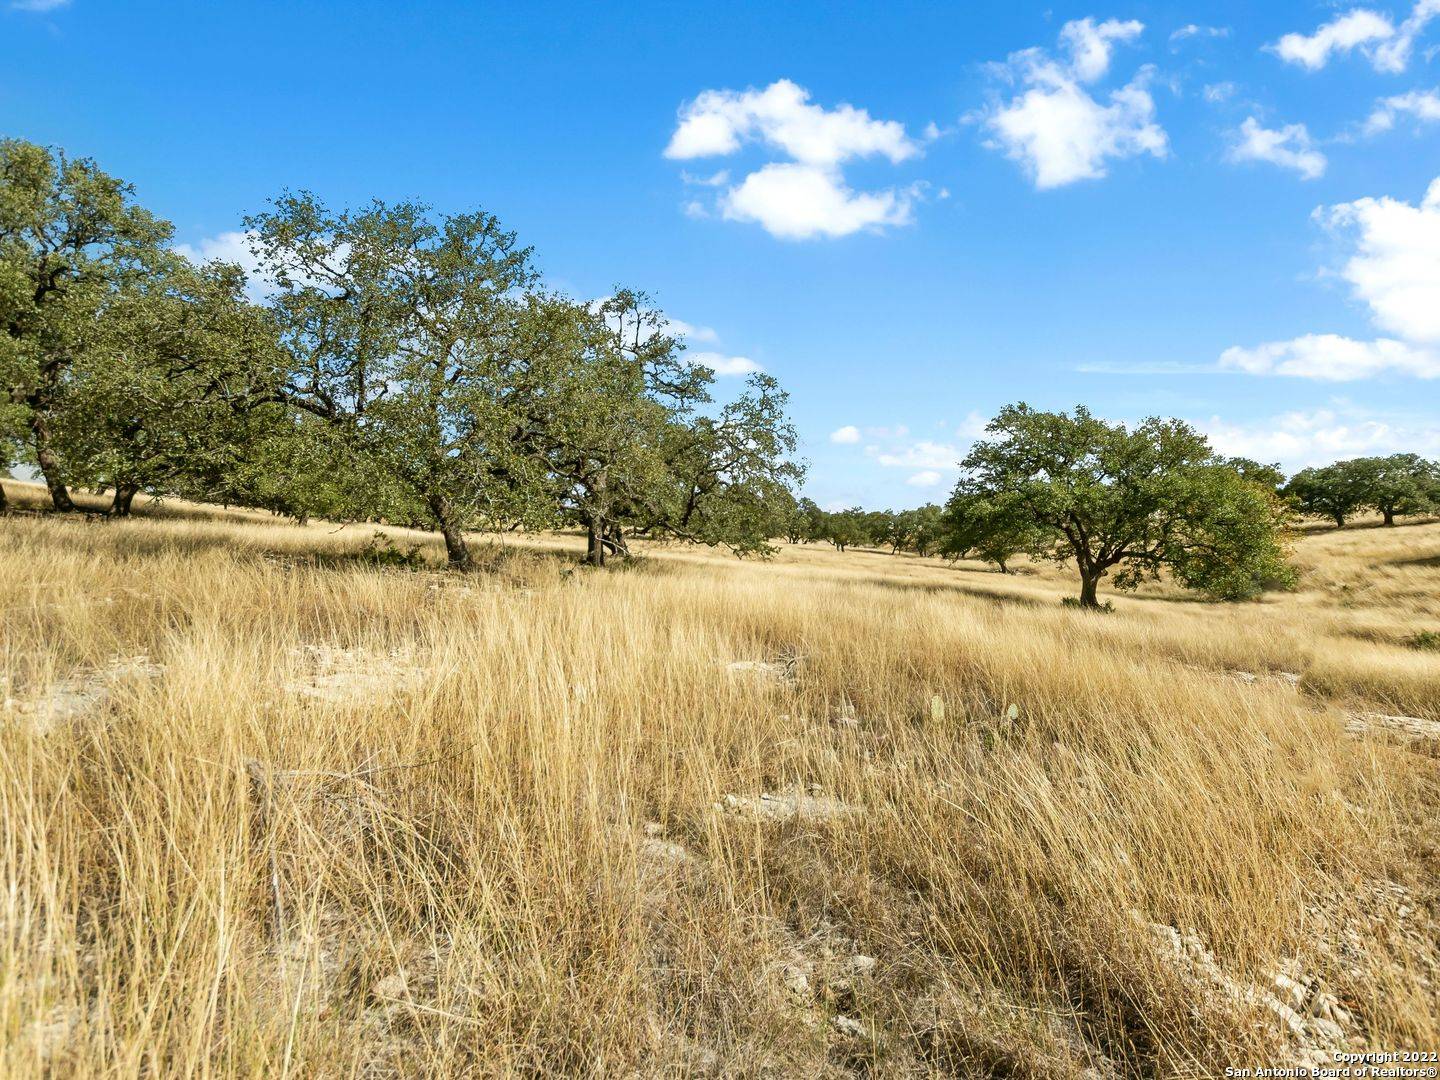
[3,0,1438,509]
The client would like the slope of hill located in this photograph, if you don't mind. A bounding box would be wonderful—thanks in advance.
[3,480,1438,1076]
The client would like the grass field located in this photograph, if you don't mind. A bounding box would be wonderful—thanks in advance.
[2,479,1438,1077]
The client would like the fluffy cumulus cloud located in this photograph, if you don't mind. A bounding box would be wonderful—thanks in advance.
[666,79,917,167]
[1270,9,1395,69]
[829,425,862,445]
[980,18,1168,190]
[1200,408,1440,467]
[1365,88,1440,133]
[1220,175,1440,379]
[1325,177,1440,343]
[721,163,914,239]
[1226,118,1327,180]
[666,79,922,240]
[1269,2,1440,73]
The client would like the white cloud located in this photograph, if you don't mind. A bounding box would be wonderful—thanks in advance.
[720,163,914,240]
[10,0,70,10]
[829,425,862,444]
[1219,334,1439,379]
[1200,407,1440,468]
[174,230,272,302]
[956,410,990,439]
[665,316,719,344]
[1373,0,1440,72]
[1270,9,1395,70]
[1323,176,1440,342]
[906,470,943,487]
[873,440,964,469]
[1171,24,1231,44]
[592,298,757,375]
[1364,87,1440,133]
[1220,174,1440,381]
[666,79,921,240]
[1203,82,1239,103]
[679,169,730,187]
[1269,2,1440,73]
[1060,17,1145,82]
[174,229,260,273]
[980,20,1168,190]
[688,351,763,377]
[1226,117,1327,180]
[666,79,918,167]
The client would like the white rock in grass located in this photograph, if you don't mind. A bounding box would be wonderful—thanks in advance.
[846,954,877,977]
[716,790,864,823]
[1346,711,1440,741]
[371,972,409,1001]
[782,963,811,999]
[832,1015,867,1038]
[724,659,795,686]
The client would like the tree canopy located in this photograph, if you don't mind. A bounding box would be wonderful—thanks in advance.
[948,404,1295,607]
[0,140,805,568]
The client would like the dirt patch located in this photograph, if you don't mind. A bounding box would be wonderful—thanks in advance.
[285,644,423,703]
[1,655,163,735]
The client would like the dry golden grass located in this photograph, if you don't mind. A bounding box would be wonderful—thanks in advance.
[2,479,1438,1077]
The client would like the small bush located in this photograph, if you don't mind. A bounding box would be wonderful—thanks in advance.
[1409,630,1440,652]
[351,531,427,570]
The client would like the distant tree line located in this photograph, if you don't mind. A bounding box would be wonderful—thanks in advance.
[0,139,803,568]
[1282,455,1440,529]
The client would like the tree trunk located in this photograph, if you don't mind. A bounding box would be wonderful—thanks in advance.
[583,468,610,567]
[1383,508,1396,526]
[586,515,606,567]
[110,483,139,517]
[30,414,75,512]
[996,558,1010,575]
[1078,571,1102,609]
[428,494,473,572]
[0,480,8,514]
[601,524,629,559]
[1332,512,1346,528]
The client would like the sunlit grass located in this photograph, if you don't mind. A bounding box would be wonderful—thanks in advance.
[2,480,1437,1076]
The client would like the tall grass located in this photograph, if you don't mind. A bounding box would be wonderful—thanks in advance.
[2,483,1437,1076]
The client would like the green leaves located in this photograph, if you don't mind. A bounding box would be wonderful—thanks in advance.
[949,403,1296,605]
[2,139,176,506]
[1283,454,1439,527]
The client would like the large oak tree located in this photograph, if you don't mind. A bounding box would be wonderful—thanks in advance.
[951,404,1295,607]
